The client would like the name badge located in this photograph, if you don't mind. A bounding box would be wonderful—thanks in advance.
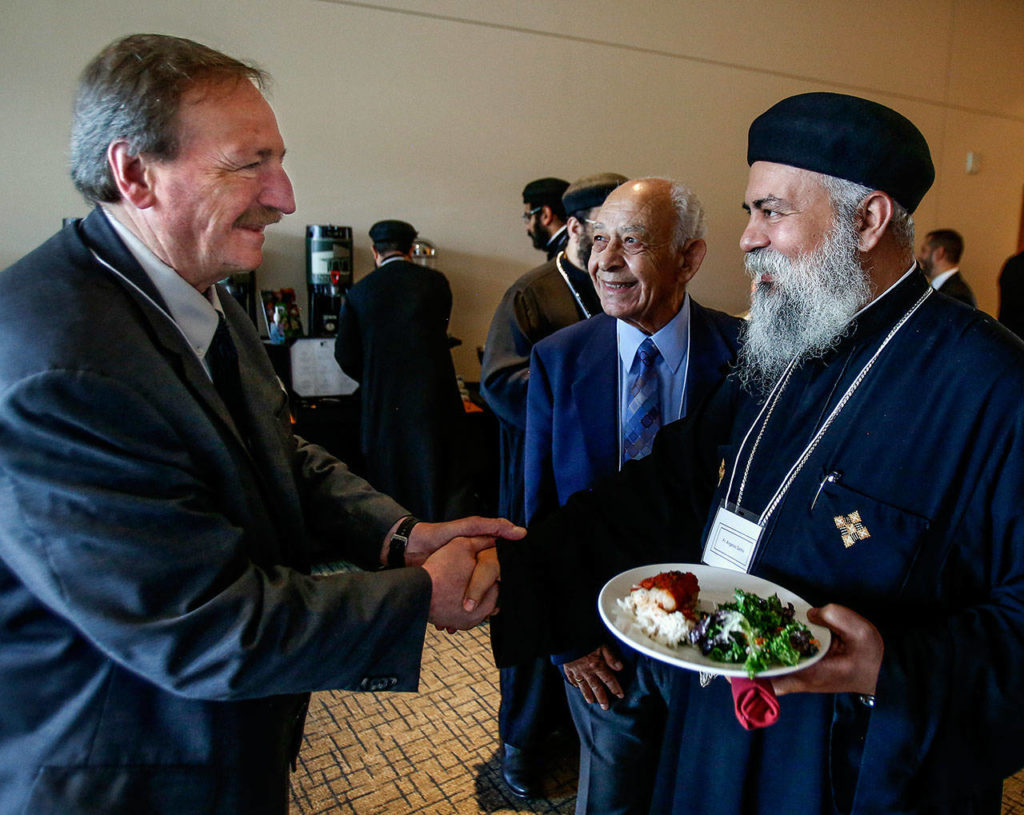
[702,502,762,573]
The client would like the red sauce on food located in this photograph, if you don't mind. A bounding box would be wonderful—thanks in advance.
[637,570,700,617]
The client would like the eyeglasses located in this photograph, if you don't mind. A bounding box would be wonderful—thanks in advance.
[521,206,542,222]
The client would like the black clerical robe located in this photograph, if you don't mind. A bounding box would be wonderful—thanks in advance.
[335,258,466,521]
[494,270,1024,814]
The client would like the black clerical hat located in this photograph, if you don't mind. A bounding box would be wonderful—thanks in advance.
[747,92,934,213]
[522,177,570,206]
[369,219,417,244]
[562,173,628,218]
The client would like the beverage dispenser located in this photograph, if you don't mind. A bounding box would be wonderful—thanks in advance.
[305,224,353,337]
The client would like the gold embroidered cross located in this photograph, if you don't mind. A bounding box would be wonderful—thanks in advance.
[834,511,871,548]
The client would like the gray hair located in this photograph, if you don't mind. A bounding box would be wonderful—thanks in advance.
[70,34,267,203]
[819,174,915,253]
[656,178,706,247]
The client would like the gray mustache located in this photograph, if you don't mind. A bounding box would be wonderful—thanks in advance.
[235,207,283,229]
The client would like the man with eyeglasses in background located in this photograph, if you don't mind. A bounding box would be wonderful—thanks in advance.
[521,177,570,260]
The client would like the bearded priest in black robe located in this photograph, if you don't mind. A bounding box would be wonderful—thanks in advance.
[479,93,1024,815]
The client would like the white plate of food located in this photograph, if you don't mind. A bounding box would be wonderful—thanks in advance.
[598,563,832,678]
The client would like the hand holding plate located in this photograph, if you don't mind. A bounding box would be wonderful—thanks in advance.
[770,604,883,697]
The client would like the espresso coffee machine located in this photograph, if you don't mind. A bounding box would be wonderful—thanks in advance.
[305,224,353,337]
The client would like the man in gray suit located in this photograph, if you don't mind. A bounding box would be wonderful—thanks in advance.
[0,34,519,815]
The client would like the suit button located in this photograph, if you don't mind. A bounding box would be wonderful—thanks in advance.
[359,676,398,691]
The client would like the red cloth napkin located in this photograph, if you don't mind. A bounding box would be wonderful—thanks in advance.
[731,677,780,730]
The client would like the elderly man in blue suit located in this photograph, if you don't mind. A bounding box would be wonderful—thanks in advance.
[524,177,742,815]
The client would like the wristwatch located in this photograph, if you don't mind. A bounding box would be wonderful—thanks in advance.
[387,515,419,568]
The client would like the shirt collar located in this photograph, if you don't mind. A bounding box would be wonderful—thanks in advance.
[546,224,567,248]
[616,293,691,372]
[827,262,928,357]
[930,267,959,290]
[101,208,222,359]
[852,262,917,319]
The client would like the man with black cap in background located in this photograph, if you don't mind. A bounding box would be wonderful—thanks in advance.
[477,93,1024,814]
[522,177,570,260]
[481,172,627,796]
[336,220,467,521]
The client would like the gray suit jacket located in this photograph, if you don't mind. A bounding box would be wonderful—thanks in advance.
[0,209,430,814]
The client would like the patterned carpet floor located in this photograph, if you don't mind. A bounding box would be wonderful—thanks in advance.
[288,619,1024,814]
[289,620,576,814]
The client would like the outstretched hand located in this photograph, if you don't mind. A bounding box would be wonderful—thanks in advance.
[422,536,502,630]
[770,603,884,697]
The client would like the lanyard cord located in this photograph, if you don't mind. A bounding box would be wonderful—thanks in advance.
[556,251,593,318]
[724,356,798,508]
[731,359,798,508]
[727,286,932,525]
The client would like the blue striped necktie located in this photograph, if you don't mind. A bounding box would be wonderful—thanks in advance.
[623,337,661,461]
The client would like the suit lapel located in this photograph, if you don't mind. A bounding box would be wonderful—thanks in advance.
[79,210,308,557]
[685,301,731,412]
[78,208,167,310]
[572,316,619,476]
[221,294,310,556]
[77,208,250,450]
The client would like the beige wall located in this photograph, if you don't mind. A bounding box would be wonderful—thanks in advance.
[3,0,1023,377]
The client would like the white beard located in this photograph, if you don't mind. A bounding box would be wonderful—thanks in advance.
[737,217,873,393]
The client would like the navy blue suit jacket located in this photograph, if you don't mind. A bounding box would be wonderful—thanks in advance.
[525,300,741,524]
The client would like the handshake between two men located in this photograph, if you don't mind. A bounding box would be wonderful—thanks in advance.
[406,517,515,632]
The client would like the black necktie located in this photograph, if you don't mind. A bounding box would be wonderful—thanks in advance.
[207,313,248,428]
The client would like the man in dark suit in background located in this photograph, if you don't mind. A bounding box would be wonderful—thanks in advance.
[0,34,521,815]
[335,219,469,521]
[522,176,570,259]
[525,177,742,814]
[481,172,626,796]
[917,228,977,306]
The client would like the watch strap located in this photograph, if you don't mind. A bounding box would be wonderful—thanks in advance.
[387,515,419,568]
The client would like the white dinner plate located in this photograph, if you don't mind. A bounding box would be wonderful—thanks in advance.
[598,563,832,678]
